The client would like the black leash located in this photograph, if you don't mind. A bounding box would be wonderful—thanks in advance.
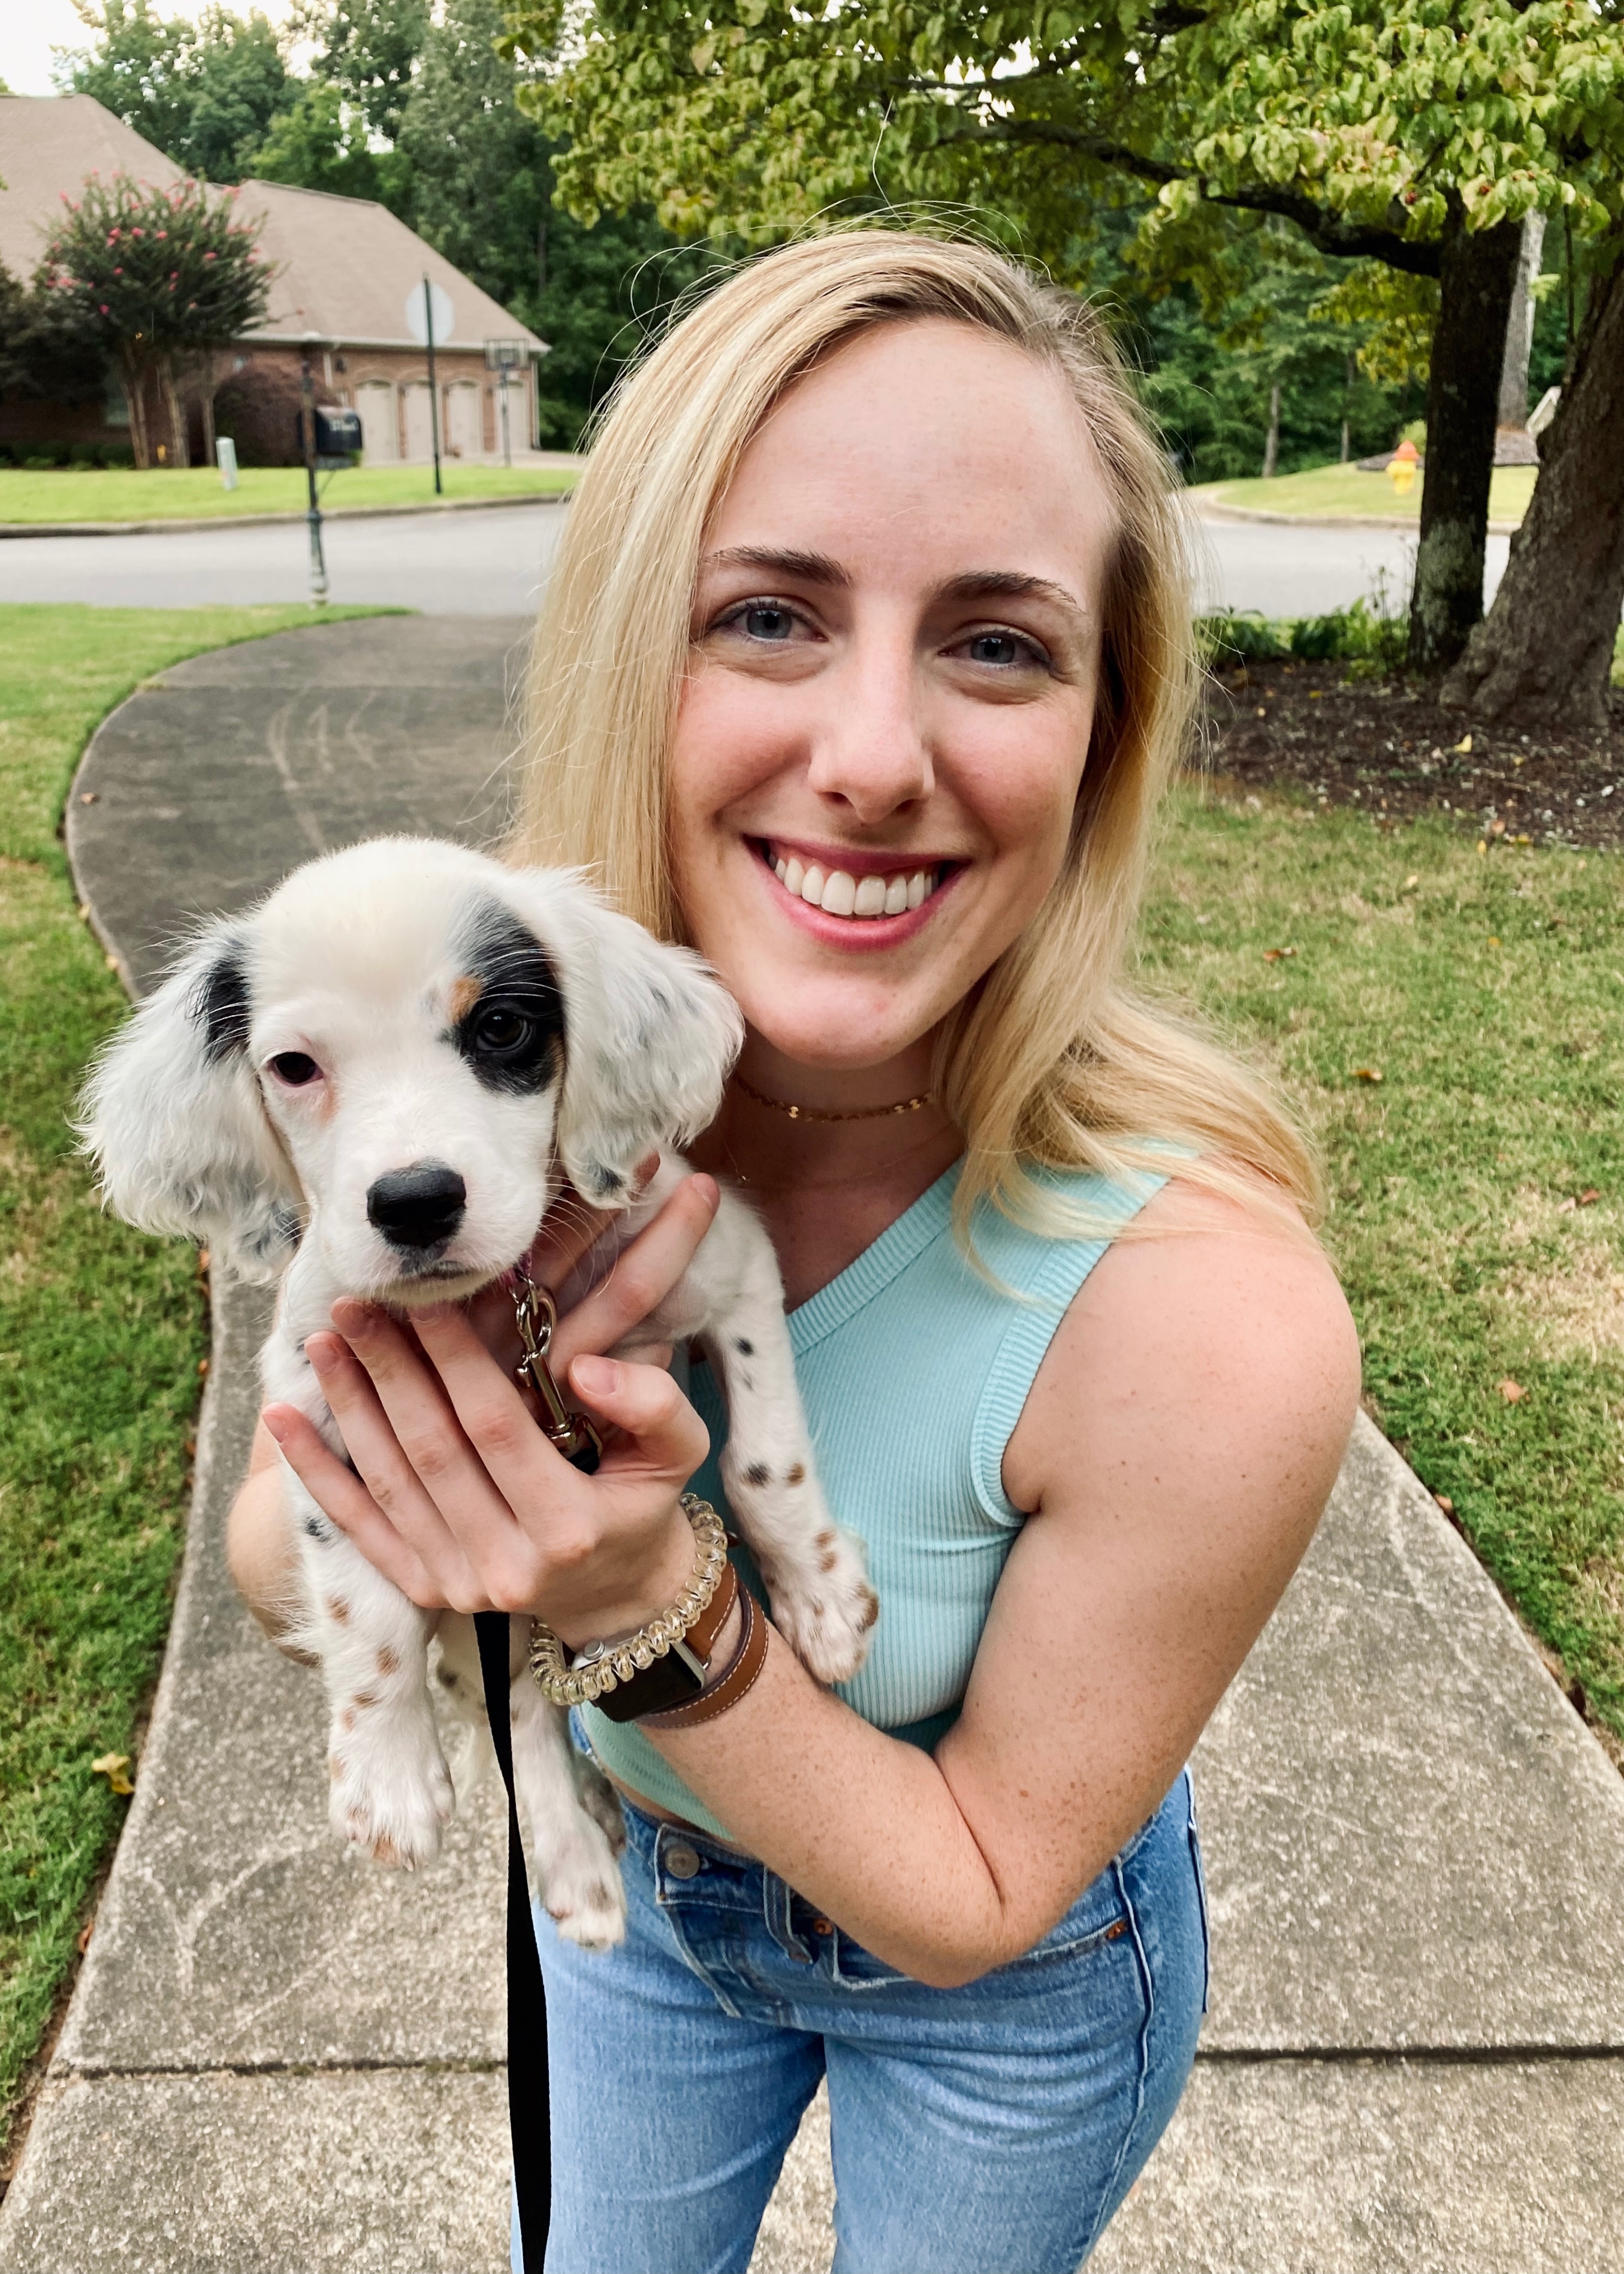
[475,1608,553,2272]
[481,1268,606,2268]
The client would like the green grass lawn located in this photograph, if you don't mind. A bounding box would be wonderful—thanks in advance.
[1196,461,1538,524]
[1145,784,1624,1747]
[0,601,385,2163]
[0,461,579,525]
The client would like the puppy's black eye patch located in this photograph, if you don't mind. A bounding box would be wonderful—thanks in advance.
[451,902,564,1097]
[191,944,252,1065]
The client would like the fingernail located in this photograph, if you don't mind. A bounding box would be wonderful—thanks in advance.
[305,1334,339,1374]
[262,1409,290,1443]
[572,1353,618,1396]
[690,1173,720,1211]
[330,1298,375,1334]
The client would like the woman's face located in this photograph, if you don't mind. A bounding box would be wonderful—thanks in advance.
[668,316,1117,1078]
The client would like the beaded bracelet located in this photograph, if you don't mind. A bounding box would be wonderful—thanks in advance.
[527,1494,730,1709]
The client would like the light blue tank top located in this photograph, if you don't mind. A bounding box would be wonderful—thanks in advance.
[581,1158,1164,1839]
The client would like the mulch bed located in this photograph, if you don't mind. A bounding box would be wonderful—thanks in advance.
[1195,659,1624,849]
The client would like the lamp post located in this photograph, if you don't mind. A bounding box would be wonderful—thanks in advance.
[422,273,443,497]
[298,348,328,606]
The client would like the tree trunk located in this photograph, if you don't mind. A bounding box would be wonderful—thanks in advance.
[1341,352,1354,463]
[197,349,218,468]
[1408,215,1522,672]
[119,345,152,469]
[159,354,191,469]
[1498,213,1545,430]
[1441,249,1624,727]
[1261,381,1281,478]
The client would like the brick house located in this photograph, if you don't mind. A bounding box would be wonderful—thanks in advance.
[0,93,547,466]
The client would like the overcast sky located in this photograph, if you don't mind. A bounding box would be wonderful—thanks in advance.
[0,1,301,100]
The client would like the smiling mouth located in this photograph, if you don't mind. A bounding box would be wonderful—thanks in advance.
[761,841,948,920]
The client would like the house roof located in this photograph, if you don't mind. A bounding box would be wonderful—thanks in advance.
[0,95,543,354]
[236,180,544,354]
[0,95,183,280]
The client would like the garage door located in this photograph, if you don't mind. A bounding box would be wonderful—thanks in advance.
[445,382,481,460]
[355,382,397,463]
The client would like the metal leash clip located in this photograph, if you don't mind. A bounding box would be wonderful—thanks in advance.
[512,1266,602,1475]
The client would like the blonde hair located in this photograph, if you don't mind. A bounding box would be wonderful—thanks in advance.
[511,229,1322,1242]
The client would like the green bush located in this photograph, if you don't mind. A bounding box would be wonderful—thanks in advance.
[1197,610,1291,665]
[1290,596,1407,671]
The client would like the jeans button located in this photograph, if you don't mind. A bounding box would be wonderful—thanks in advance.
[665,1842,702,1880]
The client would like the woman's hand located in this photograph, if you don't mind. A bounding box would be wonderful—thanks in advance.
[260,1174,721,1645]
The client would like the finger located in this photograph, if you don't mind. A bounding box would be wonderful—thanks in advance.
[551,1176,720,1373]
[314,1316,513,1592]
[262,1400,443,1605]
[569,1353,710,1482]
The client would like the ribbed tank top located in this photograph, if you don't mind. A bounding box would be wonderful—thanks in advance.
[581,1158,1165,1838]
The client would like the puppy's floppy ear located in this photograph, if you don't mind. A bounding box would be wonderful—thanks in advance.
[510,872,743,1203]
[77,919,301,1282]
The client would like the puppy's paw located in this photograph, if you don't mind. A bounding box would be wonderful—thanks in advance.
[573,1758,629,1853]
[538,1813,627,1951]
[328,1710,455,1869]
[767,1527,880,1687]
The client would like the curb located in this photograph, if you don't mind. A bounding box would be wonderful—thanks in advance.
[0,488,574,540]
[1192,497,1520,537]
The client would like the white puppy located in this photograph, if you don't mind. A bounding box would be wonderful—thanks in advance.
[80,836,877,1949]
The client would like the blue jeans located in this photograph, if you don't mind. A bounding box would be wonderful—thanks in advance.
[516,1762,1209,2274]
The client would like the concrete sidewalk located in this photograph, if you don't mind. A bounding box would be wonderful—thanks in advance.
[3,616,1622,2270]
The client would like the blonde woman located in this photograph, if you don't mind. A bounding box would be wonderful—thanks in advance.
[237,232,1360,2271]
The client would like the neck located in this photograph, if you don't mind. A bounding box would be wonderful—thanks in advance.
[691,1032,963,1200]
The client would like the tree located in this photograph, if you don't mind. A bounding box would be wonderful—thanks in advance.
[1442,238,1624,726]
[508,0,1624,673]
[40,172,272,466]
[247,77,406,206]
[58,1,295,185]
[0,259,110,410]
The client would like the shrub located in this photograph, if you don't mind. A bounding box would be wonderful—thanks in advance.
[1196,610,1291,665]
[1290,596,1407,671]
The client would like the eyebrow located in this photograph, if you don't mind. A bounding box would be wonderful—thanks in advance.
[701,549,1087,624]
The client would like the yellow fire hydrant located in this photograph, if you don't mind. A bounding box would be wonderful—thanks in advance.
[1387,438,1420,498]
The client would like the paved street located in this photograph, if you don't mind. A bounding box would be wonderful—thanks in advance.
[0,496,1508,620]
[3,613,1622,2273]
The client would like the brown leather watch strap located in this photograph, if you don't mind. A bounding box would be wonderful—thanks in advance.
[584,1558,739,1725]
[641,1581,769,1730]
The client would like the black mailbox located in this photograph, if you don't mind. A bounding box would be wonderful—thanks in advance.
[295,404,363,467]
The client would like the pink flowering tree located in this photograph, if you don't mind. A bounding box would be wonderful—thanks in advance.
[41,173,273,469]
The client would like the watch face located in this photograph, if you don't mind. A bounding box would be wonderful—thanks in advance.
[592,1648,707,1725]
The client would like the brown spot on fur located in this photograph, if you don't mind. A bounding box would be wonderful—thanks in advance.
[377,1645,400,1677]
[814,1529,834,1548]
[787,1464,806,1486]
[745,1462,771,1488]
[340,1708,356,1733]
[858,1589,880,1632]
[352,1689,379,1711]
[819,1550,838,1572]
[325,1595,350,1624]
[328,1754,345,1782]
[370,1834,403,1867]
[447,972,484,1022]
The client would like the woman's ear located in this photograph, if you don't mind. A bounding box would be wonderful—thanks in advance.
[77,920,301,1282]
[512,874,744,1203]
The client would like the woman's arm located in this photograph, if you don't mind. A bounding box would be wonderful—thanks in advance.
[262,1177,1358,1988]
[652,1182,1360,1983]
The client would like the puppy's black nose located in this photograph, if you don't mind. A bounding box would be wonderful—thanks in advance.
[366,1163,467,1251]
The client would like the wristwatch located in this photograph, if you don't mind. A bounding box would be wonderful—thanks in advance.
[583,1561,741,1723]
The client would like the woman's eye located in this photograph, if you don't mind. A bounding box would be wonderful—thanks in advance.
[961,630,1043,669]
[729,602,797,643]
[471,1006,533,1056]
[268,1052,320,1086]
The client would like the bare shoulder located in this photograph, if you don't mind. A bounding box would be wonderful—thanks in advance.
[1002,1175,1362,1524]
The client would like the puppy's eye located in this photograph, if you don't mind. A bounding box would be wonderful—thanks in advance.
[467,1004,533,1059]
[268,1051,321,1086]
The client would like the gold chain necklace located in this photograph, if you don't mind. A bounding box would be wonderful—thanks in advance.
[732,1071,937,1123]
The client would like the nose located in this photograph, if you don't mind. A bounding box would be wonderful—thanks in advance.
[805,626,935,823]
[366,1162,467,1251]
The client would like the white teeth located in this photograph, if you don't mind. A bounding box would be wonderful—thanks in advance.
[853,875,888,917]
[820,869,857,916]
[768,845,940,919]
